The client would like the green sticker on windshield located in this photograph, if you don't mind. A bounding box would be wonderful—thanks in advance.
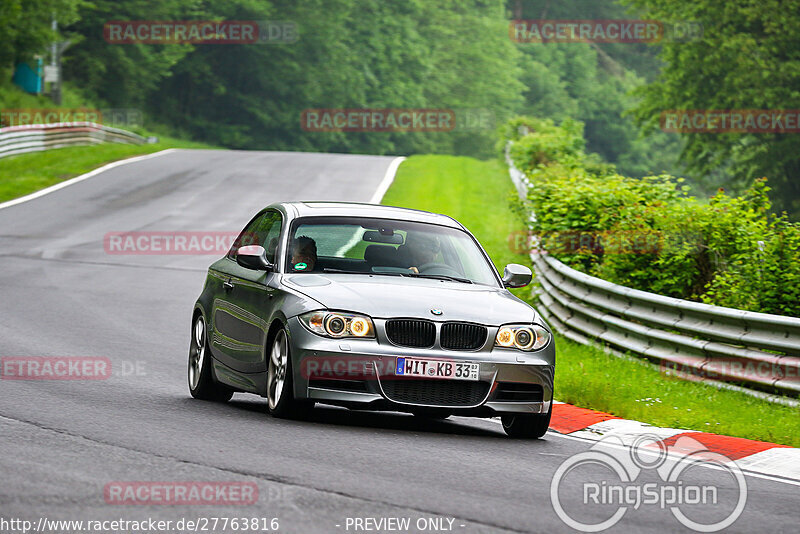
[294,262,308,271]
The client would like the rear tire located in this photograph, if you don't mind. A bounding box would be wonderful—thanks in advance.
[267,328,313,419]
[188,314,234,402]
[501,407,551,439]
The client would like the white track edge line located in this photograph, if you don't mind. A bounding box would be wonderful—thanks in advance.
[0,148,179,211]
[369,156,406,204]
[335,155,407,256]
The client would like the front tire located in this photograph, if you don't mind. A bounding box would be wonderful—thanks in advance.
[267,328,312,419]
[501,406,551,439]
[188,314,233,402]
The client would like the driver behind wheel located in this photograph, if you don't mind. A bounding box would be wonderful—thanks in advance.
[290,236,317,272]
[400,231,440,274]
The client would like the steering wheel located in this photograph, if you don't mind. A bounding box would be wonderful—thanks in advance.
[416,262,463,277]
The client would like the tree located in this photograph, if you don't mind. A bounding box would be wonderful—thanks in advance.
[507,0,683,178]
[0,0,81,70]
[61,0,197,107]
[624,0,800,219]
[149,0,523,157]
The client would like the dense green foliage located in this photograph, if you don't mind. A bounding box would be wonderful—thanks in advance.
[4,0,799,216]
[510,0,683,178]
[0,0,81,68]
[3,0,677,167]
[623,0,800,218]
[505,116,800,316]
[3,0,525,158]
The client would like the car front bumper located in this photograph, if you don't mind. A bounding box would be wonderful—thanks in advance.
[286,317,554,416]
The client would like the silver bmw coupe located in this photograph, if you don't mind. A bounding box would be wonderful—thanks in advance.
[189,202,555,438]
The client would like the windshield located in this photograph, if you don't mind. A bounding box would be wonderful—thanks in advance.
[285,216,500,286]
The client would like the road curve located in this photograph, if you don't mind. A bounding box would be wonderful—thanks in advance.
[0,149,796,534]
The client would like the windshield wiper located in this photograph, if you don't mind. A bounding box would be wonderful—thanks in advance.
[322,268,403,277]
[321,268,472,284]
[407,273,473,284]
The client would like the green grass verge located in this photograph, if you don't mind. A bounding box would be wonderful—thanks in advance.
[0,137,216,203]
[1,78,217,203]
[382,154,530,297]
[557,340,800,446]
[382,154,800,447]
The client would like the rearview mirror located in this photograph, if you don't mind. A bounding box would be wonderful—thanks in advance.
[362,230,404,244]
[236,245,273,271]
[502,263,532,288]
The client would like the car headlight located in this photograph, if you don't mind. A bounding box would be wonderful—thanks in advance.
[299,311,375,339]
[495,324,550,351]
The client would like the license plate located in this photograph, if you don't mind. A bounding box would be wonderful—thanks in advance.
[395,357,479,381]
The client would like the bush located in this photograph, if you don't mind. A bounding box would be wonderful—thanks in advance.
[503,117,800,317]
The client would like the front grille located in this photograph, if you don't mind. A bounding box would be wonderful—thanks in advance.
[494,382,544,402]
[385,319,435,348]
[380,378,490,406]
[441,322,488,350]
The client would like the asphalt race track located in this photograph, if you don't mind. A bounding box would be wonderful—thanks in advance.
[0,149,797,533]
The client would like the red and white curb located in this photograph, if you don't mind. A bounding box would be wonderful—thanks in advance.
[541,401,800,482]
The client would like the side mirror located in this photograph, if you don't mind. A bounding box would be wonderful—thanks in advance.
[236,245,273,271]
[502,263,532,288]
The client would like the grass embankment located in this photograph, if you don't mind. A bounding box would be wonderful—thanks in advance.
[382,154,800,447]
[1,80,217,203]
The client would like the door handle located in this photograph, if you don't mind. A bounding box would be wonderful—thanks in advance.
[223,280,234,291]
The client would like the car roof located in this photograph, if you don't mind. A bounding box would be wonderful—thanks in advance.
[274,201,464,229]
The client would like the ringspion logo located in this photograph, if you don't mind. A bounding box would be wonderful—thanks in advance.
[551,434,746,531]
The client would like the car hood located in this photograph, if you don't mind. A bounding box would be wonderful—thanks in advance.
[281,273,538,325]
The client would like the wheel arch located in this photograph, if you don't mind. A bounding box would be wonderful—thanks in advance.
[264,316,288,356]
[192,303,205,323]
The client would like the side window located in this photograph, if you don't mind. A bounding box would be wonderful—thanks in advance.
[229,211,282,262]
[260,212,282,263]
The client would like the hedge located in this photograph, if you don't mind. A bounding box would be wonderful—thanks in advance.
[503,116,800,317]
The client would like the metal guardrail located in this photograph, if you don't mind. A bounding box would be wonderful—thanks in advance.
[0,122,145,159]
[506,144,800,403]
